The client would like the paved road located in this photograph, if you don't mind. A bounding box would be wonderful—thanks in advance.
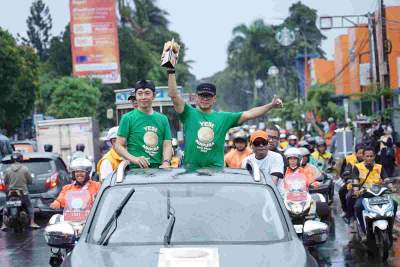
[1,197,400,267]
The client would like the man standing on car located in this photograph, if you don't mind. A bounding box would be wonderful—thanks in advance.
[115,80,173,168]
[164,41,282,170]
[1,152,40,230]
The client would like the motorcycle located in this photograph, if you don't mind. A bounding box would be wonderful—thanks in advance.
[309,162,335,205]
[353,181,396,262]
[3,190,30,232]
[283,173,330,246]
[45,189,92,267]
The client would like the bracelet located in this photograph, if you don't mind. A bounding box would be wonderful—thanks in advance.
[167,69,175,74]
[163,159,170,163]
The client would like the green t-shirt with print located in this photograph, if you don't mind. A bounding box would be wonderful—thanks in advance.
[118,109,172,168]
[179,104,242,169]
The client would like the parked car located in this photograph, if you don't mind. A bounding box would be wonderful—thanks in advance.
[45,161,322,267]
[11,140,37,153]
[0,152,71,213]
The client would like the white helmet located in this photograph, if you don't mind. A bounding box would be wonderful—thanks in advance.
[284,147,302,159]
[298,147,310,157]
[279,133,287,139]
[70,157,92,173]
[106,126,119,141]
[288,135,298,141]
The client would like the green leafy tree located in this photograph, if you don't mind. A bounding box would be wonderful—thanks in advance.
[0,28,39,135]
[46,25,71,76]
[23,0,52,61]
[47,77,100,119]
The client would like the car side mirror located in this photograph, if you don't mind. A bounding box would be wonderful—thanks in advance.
[302,220,328,246]
[44,222,77,249]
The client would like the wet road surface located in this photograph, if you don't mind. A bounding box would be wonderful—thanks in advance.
[1,196,400,267]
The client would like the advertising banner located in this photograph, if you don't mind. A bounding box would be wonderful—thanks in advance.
[70,0,121,84]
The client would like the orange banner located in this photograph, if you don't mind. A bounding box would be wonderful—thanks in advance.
[70,0,121,84]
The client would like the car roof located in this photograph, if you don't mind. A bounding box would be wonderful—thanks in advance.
[1,152,61,162]
[109,167,274,186]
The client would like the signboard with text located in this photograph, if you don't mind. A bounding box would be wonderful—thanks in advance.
[70,0,121,84]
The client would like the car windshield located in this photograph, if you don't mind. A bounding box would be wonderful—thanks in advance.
[1,159,53,176]
[90,183,287,245]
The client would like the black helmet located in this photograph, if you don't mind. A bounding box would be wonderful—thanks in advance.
[44,144,53,152]
[76,143,85,152]
[11,151,23,162]
[307,137,316,145]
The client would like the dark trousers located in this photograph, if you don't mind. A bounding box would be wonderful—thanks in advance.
[339,185,348,212]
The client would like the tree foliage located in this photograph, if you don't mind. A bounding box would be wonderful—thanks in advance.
[23,0,52,61]
[209,2,326,113]
[47,77,101,119]
[0,28,39,135]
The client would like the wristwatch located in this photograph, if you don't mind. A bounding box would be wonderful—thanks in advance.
[167,68,175,74]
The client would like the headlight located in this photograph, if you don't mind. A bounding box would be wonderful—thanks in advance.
[288,201,306,214]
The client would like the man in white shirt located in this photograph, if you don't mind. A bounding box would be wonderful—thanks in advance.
[241,130,284,184]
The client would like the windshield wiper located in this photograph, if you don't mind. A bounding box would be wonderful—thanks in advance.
[163,190,176,245]
[98,187,135,246]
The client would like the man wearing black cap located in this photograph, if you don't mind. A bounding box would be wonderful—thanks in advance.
[115,80,172,168]
[163,42,282,170]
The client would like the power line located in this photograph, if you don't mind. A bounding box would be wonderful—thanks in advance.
[321,36,370,86]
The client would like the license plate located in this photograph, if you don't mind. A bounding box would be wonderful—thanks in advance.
[6,200,22,207]
[369,196,389,205]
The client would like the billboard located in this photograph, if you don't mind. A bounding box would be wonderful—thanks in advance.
[70,0,121,84]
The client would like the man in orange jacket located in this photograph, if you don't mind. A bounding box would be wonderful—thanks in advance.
[224,131,252,168]
[50,158,101,210]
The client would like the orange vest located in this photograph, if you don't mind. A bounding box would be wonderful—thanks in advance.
[96,148,122,179]
[224,147,253,168]
[51,180,101,209]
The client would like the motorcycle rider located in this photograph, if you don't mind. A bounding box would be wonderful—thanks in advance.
[298,147,321,180]
[279,133,289,150]
[1,152,40,230]
[287,135,298,148]
[347,146,397,240]
[311,138,333,171]
[96,126,122,182]
[50,158,101,210]
[284,147,315,188]
[224,131,252,168]
[338,143,365,218]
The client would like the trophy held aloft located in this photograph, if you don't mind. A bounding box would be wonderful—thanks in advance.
[161,39,180,69]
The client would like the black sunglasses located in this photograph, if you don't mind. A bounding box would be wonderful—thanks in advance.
[253,140,268,147]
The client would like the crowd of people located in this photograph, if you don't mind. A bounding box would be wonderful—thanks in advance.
[1,41,398,245]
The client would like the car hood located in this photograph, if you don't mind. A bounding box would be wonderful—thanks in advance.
[64,239,316,267]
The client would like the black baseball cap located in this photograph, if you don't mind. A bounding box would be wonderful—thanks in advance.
[196,83,216,96]
[134,80,155,92]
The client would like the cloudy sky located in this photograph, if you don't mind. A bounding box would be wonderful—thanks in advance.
[0,0,398,79]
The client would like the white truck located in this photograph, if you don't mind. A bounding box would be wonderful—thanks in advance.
[36,117,100,166]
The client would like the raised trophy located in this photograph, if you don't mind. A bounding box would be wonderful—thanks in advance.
[161,39,179,68]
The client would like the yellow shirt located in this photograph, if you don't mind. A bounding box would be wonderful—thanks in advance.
[96,148,122,181]
[354,162,383,188]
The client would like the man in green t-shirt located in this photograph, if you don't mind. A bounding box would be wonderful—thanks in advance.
[115,80,172,168]
[162,41,283,169]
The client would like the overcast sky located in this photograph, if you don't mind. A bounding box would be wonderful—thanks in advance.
[0,0,398,79]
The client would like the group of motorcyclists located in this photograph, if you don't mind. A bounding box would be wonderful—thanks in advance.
[1,39,398,262]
